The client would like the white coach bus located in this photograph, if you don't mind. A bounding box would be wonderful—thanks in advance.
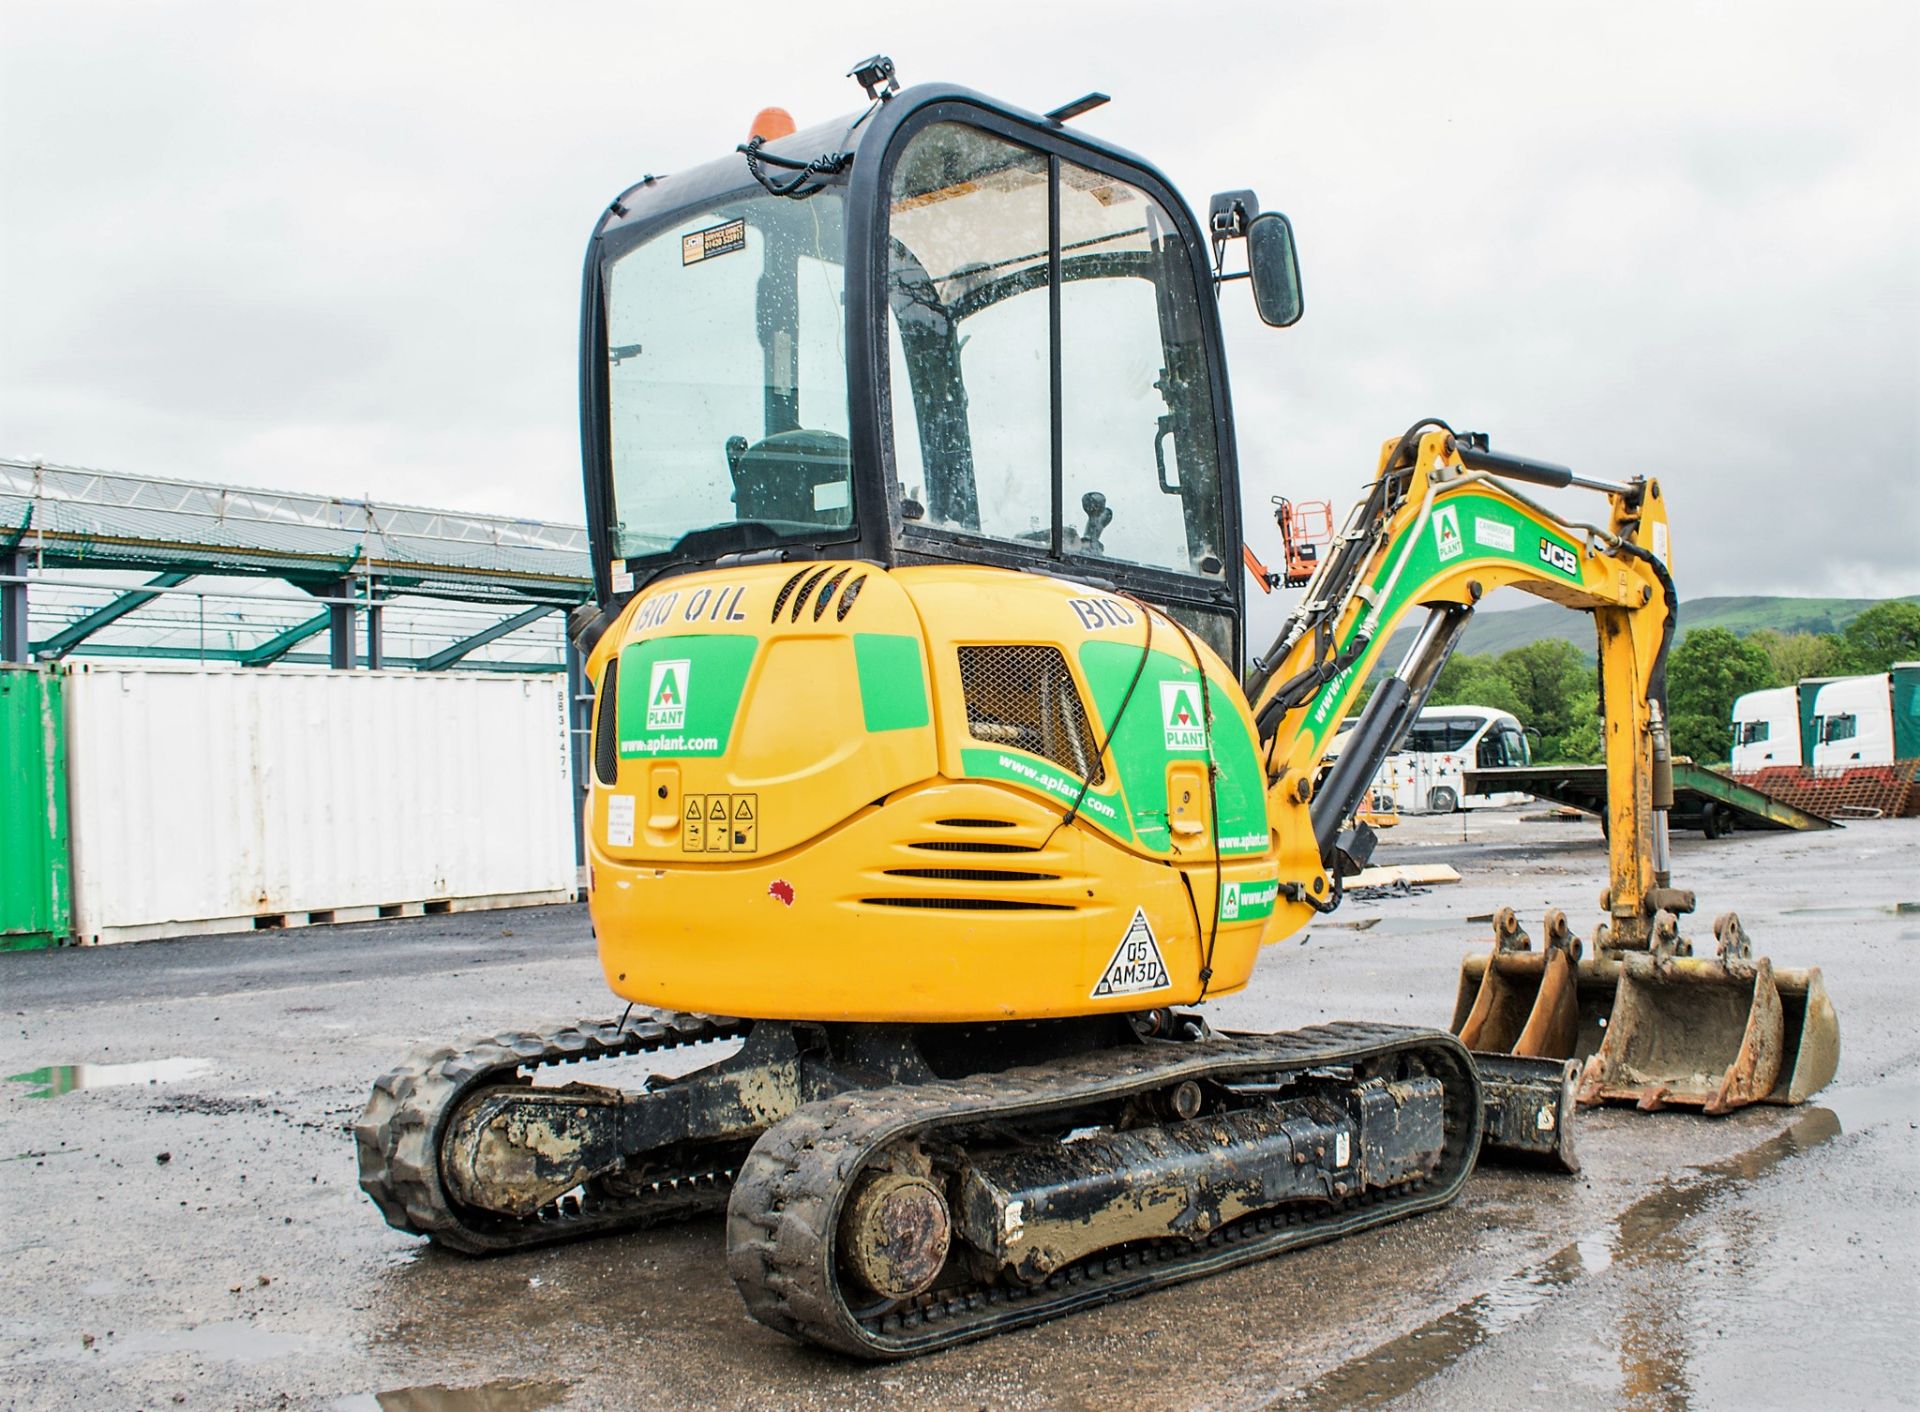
[1332,705,1533,814]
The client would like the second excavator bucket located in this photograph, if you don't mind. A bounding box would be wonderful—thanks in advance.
[1450,910,1839,1115]
[1575,913,1840,1113]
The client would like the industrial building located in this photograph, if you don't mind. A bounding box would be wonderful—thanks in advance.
[1,457,593,948]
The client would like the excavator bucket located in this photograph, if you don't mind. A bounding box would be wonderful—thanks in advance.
[1454,909,1600,1059]
[1451,910,1839,1115]
[1576,914,1840,1113]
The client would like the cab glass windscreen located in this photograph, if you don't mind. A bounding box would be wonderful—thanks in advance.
[603,191,851,561]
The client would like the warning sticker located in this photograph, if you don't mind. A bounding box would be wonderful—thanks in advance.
[1160,680,1207,753]
[1091,907,1172,998]
[682,218,747,265]
[732,794,758,852]
[679,793,761,854]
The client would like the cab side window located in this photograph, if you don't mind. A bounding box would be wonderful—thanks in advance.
[884,122,1224,580]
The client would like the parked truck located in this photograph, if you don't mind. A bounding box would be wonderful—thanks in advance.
[1810,664,1920,770]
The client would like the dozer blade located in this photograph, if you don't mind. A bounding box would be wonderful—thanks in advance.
[1575,914,1840,1114]
[1472,1053,1581,1173]
[1452,910,1840,1115]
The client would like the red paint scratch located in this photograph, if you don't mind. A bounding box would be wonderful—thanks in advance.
[768,879,794,907]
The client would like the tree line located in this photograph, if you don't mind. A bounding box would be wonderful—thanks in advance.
[1402,601,1920,766]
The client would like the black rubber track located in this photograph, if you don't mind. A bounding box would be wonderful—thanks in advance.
[355,1010,751,1254]
[724,1022,1481,1358]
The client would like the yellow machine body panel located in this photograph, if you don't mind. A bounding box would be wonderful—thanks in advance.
[585,563,1280,1022]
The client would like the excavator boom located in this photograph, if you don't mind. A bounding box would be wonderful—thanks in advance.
[1241,422,1837,1112]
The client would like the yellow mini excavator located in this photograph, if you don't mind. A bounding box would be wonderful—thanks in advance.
[357,59,1838,1357]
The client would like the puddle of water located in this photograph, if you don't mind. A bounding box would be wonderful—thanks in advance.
[333,1379,571,1412]
[82,1321,314,1365]
[1323,915,1464,938]
[1277,1078,1914,1408]
[1779,902,1915,919]
[6,1057,211,1098]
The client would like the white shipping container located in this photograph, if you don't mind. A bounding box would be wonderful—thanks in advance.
[62,664,577,944]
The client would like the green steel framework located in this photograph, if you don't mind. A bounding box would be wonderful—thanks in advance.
[2,458,592,672]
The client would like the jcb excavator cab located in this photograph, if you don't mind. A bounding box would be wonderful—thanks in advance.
[578,82,1300,672]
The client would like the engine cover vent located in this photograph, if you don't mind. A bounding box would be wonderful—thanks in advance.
[860,897,1073,912]
[956,646,1103,785]
[906,840,1040,855]
[882,867,1059,883]
[593,658,619,785]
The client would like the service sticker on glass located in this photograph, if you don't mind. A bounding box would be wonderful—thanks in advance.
[682,218,747,266]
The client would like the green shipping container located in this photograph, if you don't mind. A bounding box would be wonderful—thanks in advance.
[1892,662,1920,762]
[0,665,70,949]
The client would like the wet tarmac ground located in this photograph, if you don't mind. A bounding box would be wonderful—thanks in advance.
[2,809,1916,1409]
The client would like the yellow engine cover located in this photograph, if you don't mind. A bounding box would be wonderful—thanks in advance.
[583,562,1285,1022]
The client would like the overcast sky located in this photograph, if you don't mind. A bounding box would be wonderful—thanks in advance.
[3,1,1915,610]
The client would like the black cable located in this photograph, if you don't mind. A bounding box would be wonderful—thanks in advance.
[1301,871,1344,914]
[1057,600,1155,833]
[1612,538,1678,710]
[1158,609,1226,999]
[736,98,880,201]
[738,135,854,199]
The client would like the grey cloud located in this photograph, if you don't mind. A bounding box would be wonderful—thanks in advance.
[2,0,1914,593]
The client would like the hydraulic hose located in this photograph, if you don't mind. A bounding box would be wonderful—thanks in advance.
[1243,417,1454,714]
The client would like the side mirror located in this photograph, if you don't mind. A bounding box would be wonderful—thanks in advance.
[1246,212,1303,327]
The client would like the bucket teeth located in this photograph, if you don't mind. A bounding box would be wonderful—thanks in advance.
[1577,943,1787,1113]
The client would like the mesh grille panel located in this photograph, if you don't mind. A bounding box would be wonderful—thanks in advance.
[957,646,1102,785]
[593,658,619,785]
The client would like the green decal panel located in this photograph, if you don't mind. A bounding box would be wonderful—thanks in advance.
[853,633,931,733]
[1220,878,1280,922]
[616,635,757,758]
[1079,642,1269,856]
[1302,493,1586,750]
[959,747,1132,841]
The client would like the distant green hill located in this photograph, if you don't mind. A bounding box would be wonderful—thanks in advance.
[1371,594,1920,669]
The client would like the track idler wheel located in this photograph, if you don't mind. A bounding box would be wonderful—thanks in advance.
[839,1169,952,1302]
